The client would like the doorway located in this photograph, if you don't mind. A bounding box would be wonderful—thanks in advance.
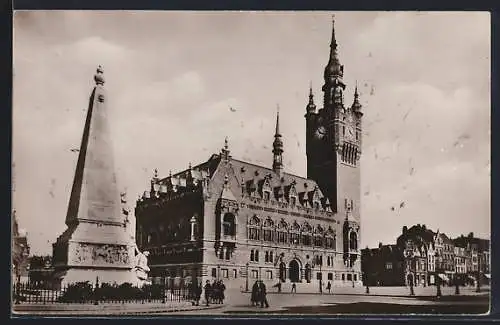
[289,260,300,283]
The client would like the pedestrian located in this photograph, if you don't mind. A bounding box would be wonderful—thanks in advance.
[251,280,259,306]
[259,280,269,308]
[189,281,197,306]
[220,280,226,304]
[195,281,202,306]
[291,282,297,293]
[204,280,211,306]
[319,279,323,294]
[326,281,332,294]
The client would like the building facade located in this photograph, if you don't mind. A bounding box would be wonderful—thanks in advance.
[135,18,364,290]
[361,244,405,286]
[12,210,30,284]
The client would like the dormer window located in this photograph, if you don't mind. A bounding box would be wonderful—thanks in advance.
[263,191,270,201]
[290,196,297,206]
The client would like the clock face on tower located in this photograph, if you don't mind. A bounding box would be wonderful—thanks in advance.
[346,124,355,141]
[314,125,326,140]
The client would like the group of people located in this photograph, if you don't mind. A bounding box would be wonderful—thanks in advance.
[203,280,227,306]
[250,280,270,308]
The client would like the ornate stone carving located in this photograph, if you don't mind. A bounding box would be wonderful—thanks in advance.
[70,243,131,267]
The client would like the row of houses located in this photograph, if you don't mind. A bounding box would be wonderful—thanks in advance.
[361,224,490,287]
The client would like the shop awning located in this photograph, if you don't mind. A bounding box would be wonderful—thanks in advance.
[468,275,476,281]
[438,274,450,281]
[484,274,491,279]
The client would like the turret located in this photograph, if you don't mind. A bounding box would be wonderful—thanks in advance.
[272,106,284,176]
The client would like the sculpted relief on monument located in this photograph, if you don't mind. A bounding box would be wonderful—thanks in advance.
[70,243,131,267]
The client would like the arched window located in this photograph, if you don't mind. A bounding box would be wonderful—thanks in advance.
[290,221,300,245]
[248,215,261,241]
[255,250,259,262]
[314,225,324,247]
[269,251,274,263]
[250,250,254,261]
[263,217,275,242]
[301,222,312,246]
[265,251,269,263]
[349,232,358,251]
[277,219,288,244]
[325,227,336,249]
[223,213,236,237]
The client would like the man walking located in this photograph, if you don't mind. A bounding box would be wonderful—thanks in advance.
[204,280,211,306]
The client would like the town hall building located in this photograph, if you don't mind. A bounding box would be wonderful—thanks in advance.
[135,18,364,290]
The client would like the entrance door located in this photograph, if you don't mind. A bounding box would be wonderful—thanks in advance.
[289,260,300,283]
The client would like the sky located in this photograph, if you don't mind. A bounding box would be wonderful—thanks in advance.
[13,11,490,256]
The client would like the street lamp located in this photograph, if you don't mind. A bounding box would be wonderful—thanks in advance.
[245,262,249,292]
[476,253,481,293]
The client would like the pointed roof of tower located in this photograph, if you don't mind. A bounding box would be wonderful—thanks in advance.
[324,15,344,81]
[306,82,317,113]
[352,81,363,113]
[275,105,281,137]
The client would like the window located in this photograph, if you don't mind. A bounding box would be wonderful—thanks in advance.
[314,202,320,210]
[328,273,333,280]
[265,251,269,263]
[233,269,237,278]
[347,274,352,281]
[385,262,393,270]
[248,216,261,241]
[326,236,335,249]
[211,268,217,277]
[302,233,312,246]
[264,191,270,201]
[269,251,274,263]
[316,272,322,280]
[342,274,345,281]
[314,235,323,247]
[290,197,296,206]
[251,270,258,279]
[354,274,357,281]
[222,269,228,278]
[223,213,236,236]
[250,250,254,261]
[225,248,231,260]
[255,250,259,262]
[266,271,273,280]
[290,232,300,245]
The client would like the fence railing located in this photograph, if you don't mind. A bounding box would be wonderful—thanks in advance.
[13,281,192,305]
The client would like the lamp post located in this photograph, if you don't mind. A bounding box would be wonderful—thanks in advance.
[454,272,460,295]
[476,252,481,293]
[436,253,442,298]
[245,262,249,292]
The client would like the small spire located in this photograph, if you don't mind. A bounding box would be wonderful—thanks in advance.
[306,83,317,113]
[275,104,281,136]
[169,170,172,177]
[352,81,362,112]
[188,162,192,170]
[94,65,105,86]
[153,168,158,179]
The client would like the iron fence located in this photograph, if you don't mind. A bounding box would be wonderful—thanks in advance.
[13,280,192,305]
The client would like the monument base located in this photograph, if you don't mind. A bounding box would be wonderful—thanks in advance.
[54,268,140,288]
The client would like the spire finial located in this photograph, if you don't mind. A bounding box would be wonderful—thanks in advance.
[224,136,229,151]
[153,168,158,179]
[275,104,281,136]
[355,80,359,97]
[94,65,105,86]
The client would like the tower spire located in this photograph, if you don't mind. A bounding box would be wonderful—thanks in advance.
[323,15,346,110]
[272,105,284,175]
[306,82,317,113]
[352,80,363,113]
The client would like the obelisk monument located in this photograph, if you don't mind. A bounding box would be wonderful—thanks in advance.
[52,66,138,286]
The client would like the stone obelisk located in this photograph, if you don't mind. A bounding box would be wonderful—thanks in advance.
[52,66,137,286]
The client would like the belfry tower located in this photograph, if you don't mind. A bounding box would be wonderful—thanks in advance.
[305,17,363,266]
